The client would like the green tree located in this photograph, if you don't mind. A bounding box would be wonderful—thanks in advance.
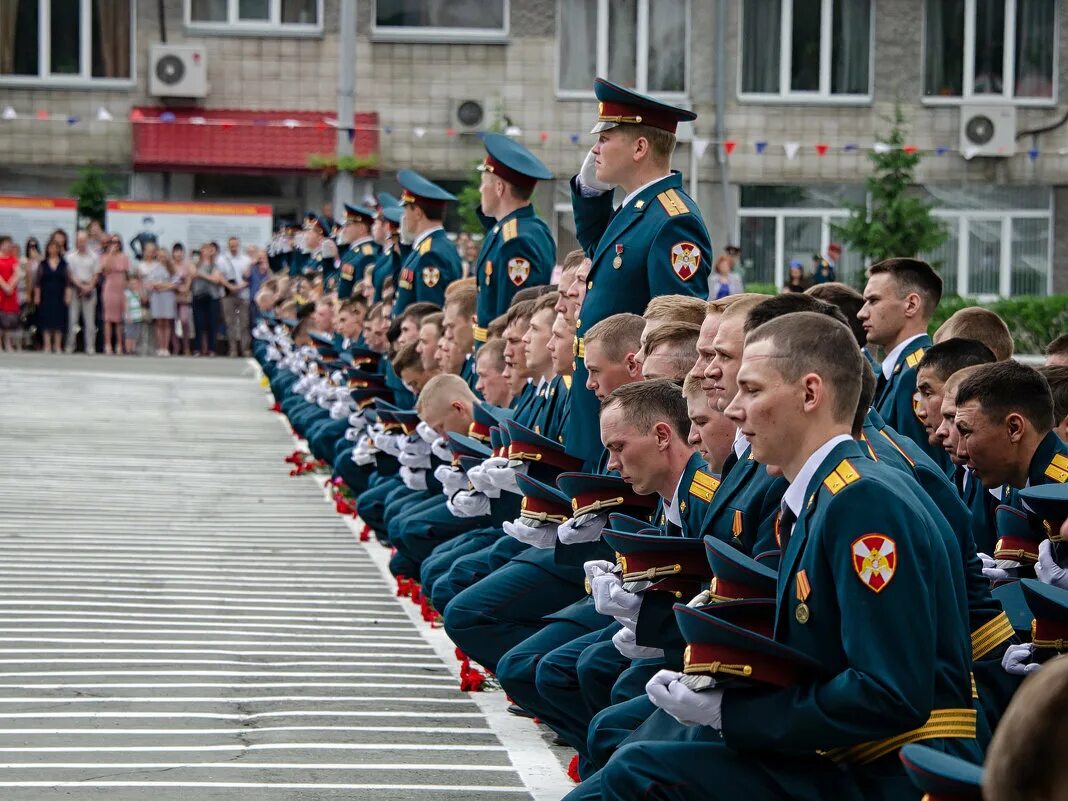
[69,165,118,225]
[833,110,948,268]
[455,163,484,234]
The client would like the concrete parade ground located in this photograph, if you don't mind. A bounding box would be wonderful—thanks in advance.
[0,353,573,801]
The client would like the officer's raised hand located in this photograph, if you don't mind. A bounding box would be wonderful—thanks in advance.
[579,147,615,195]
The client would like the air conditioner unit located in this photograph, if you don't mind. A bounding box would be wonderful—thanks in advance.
[453,98,494,133]
[959,106,1016,159]
[149,44,208,98]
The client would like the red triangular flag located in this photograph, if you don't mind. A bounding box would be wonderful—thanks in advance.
[815,143,829,156]
[903,144,918,154]
[724,139,736,155]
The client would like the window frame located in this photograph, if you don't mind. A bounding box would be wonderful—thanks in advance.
[922,0,1059,106]
[0,0,137,88]
[184,0,324,37]
[736,0,875,105]
[554,0,691,101]
[370,0,509,43]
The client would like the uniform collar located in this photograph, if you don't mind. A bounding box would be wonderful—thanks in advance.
[881,333,927,380]
[412,226,444,250]
[496,204,536,224]
[620,173,674,209]
[782,434,855,518]
[1027,430,1068,487]
[349,235,374,250]
[732,427,749,459]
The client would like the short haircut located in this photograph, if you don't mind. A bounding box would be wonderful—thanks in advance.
[420,311,444,335]
[400,301,441,325]
[1047,333,1068,358]
[643,321,701,378]
[916,338,996,382]
[601,379,690,440]
[806,282,866,346]
[562,248,585,271]
[853,359,877,436]
[707,294,754,316]
[444,284,477,319]
[942,364,986,397]
[513,286,549,304]
[505,299,536,328]
[719,293,773,325]
[935,306,1014,361]
[745,312,864,424]
[414,199,444,222]
[744,293,848,334]
[682,373,703,397]
[476,337,507,372]
[487,312,509,339]
[339,296,367,315]
[1038,365,1068,424]
[868,257,943,317]
[367,300,389,321]
[445,276,477,299]
[391,341,423,374]
[955,361,1055,433]
[532,291,560,315]
[643,295,708,326]
[416,373,476,416]
[983,654,1068,801]
[620,124,676,162]
[585,313,646,361]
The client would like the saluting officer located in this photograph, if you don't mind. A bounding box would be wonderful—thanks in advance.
[569,78,712,468]
[473,133,557,344]
[392,170,463,314]
[301,213,336,283]
[337,204,380,300]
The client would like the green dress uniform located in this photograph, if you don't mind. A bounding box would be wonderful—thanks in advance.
[391,170,462,314]
[700,442,788,557]
[472,133,557,343]
[568,80,711,467]
[336,204,380,300]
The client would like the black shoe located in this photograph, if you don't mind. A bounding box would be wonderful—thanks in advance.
[507,703,535,718]
[552,735,568,747]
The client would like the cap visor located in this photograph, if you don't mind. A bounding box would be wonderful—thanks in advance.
[590,121,619,134]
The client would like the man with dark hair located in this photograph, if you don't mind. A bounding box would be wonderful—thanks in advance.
[1038,365,1068,443]
[392,170,463,314]
[954,361,1067,497]
[441,284,478,388]
[1046,332,1068,367]
[859,257,947,469]
[914,339,997,451]
[805,281,868,349]
[568,77,712,468]
[743,292,846,334]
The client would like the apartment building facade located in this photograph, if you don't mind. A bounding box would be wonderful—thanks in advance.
[1,0,1065,295]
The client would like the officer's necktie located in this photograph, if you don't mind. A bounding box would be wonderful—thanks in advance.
[778,506,797,550]
[721,451,739,479]
[874,371,888,403]
[953,467,965,497]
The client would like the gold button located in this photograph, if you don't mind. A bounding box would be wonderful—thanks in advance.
[587,281,593,289]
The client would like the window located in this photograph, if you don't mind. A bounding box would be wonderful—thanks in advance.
[924,0,1056,102]
[186,0,320,32]
[0,0,133,83]
[557,0,689,97]
[739,0,872,101]
[372,0,508,42]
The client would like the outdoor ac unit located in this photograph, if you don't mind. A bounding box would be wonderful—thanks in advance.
[453,98,492,133]
[959,106,1016,159]
[149,44,208,98]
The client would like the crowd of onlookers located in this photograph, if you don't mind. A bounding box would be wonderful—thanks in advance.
[0,224,272,357]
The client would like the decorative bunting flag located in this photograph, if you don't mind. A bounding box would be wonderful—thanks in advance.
[815,143,828,156]
[723,139,736,155]
[1,106,16,120]
[413,127,427,139]
[843,143,858,152]
[935,146,948,155]
[903,144,918,154]
[539,131,549,143]
[873,142,892,154]
[282,118,299,128]
[383,125,393,134]
[504,125,522,137]
[693,138,710,159]
[1028,147,1039,162]
[35,109,48,120]
[95,107,112,122]
[755,140,767,155]
[66,116,79,126]
[569,133,580,144]
[784,142,800,160]
[159,111,176,123]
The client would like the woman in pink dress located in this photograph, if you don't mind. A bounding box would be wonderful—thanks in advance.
[100,235,130,354]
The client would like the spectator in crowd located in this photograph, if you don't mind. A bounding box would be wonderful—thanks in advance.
[147,250,177,357]
[136,241,162,280]
[811,251,836,284]
[50,228,69,255]
[21,237,41,340]
[0,235,21,352]
[247,248,272,325]
[782,259,809,293]
[34,237,70,353]
[85,219,105,255]
[710,254,744,299]
[217,236,252,358]
[65,231,100,354]
[172,244,195,356]
[100,234,130,355]
[192,244,225,357]
[123,273,145,355]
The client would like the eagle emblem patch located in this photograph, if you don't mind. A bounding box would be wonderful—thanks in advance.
[507,257,531,287]
[422,266,441,288]
[670,242,701,281]
[852,534,897,593]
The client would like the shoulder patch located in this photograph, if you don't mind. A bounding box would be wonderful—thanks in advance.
[422,266,441,288]
[670,242,702,281]
[689,471,720,503]
[502,219,519,242]
[823,459,861,495]
[656,189,690,217]
[507,257,531,287]
[418,238,432,255]
[852,534,897,593]
[361,244,374,256]
[904,348,926,369]
[1046,452,1068,483]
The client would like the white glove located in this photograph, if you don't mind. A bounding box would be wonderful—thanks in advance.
[351,436,376,465]
[583,559,617,585]
[1002,643,1041,676]
[485,462,527,495]
[431,437,453,463]
[344,426,361,442]
[449,490,491,518]
[466,464,499,496]
[481,456,510,471]
[398,438,432,469]
[579,147,614,194]
[592,572,643,621]
[979,552,1015,581]
[1035,539,1068,590]
[503,517,560,550]
[329,401,350,420]
[375,433,404,457]
[435,465,470,498]
[266,345,281,362]
[646,670,723,729]
[348,410,368,429]
[612,626,664,660]
[558,513,607,545]
[687,590,712,608]
[399,465,427,491]
[416,421,438,445]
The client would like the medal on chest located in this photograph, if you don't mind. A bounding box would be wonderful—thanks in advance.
[485,261,493,286]
[612,244,623,270]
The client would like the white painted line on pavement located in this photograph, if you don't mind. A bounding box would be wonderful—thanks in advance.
[0,782,527,792]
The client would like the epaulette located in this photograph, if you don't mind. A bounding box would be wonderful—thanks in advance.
[688,470,720,503]
[361,244,374,256]
[904,347,926,369]
[656,188,690,217]
[823,459,861,495]
[1045,453,1068,484]
[562,375,572,390]
[502,219,519,242]
[418,238,433,255]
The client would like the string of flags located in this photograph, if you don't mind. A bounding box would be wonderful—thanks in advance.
[0,104,1051,161]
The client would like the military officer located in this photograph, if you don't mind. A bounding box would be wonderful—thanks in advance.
[287,211,318,278]
[299,214,335,283]
[371,193,404,302]
[337,204,380,300]
[473,133,557,343]
[569,78,712,467]
[392,170,463,314]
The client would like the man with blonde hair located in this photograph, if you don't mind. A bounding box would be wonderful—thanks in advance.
[638,320,700,381]
[934,306,1014,362]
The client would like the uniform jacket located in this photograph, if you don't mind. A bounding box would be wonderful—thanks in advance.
[392,229,462,314]
[372,245,404,302]
[700,445,788,558]
[337,238,380,300]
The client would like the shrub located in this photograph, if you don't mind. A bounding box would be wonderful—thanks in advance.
[930,295,1068,354]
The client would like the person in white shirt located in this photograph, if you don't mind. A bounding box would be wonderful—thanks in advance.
[65,230,101,354]
[217,236,252,357]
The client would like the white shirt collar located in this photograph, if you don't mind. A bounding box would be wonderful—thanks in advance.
[881,333,926,380]
[661,468,686,527]
[350,235,374,250]
[412,226,444,250]
[732,427,749,459]
[620,174,673,210]
[782,434,854,518]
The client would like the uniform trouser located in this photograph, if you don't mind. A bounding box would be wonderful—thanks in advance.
[66,291,97,353]
[389,502,491,580]
[443,558,585,674]
[419,528,501,598]
[973,642,1023,748]
[221,295,250,356]
[333,448,374,497]
[587,695,657,772]
[431,535,528,613]
[310,419,348,463]
[356,478,408,538]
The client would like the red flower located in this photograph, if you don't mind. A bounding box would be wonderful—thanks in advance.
[460,666,485,692]
[567,754,580,783]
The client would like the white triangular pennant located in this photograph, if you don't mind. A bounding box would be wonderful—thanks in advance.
[95,107,113,122]
[693,138,710,159]
[962,146,980,160]
[413,127,427,139]
[784,142,800,160]
[872,142,892,154]
[1,106,16,120]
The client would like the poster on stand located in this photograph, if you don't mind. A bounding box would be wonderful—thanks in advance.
[0,197,79,249]
[106,200,273,259]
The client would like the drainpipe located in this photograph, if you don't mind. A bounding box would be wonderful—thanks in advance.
[334,0,356,212]
[714,0,734,244]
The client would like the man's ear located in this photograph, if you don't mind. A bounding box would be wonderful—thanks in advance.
[1005,412,1027,444]
[654,421,672,450]
[902,290,923,319]
[625,352,641,377]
